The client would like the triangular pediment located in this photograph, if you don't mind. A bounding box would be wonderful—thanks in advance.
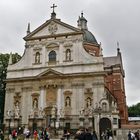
[38,69,63,78]
[24,19,82,40]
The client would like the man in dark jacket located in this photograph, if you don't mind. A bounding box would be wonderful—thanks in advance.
[84,128,92,140]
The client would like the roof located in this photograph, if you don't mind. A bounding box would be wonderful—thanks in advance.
[83,29,98,44]
[103,50,125,76]
[129,117,140,121]
[103,56,121,67]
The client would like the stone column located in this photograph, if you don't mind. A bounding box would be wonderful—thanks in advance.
[57,88,62,116]
[40,87,44,108]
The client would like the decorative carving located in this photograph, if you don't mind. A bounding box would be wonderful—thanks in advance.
[29,109,34,118]
[14,92,21,101]
[39,107,44,118]
[85,88,93,94]
[59,108,64,118]
[48,22,58,34]
[79,107,85,117]
[7,110,12,117]
[51,105,56,118]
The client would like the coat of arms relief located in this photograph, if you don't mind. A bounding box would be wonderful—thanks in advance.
[48,22,58,34]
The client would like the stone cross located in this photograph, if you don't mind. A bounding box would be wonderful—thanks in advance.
[51,4,57,13]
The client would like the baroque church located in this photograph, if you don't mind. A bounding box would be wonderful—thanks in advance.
[4,5,128,136]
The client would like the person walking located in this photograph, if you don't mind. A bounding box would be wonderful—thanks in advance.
[33,130,38,140]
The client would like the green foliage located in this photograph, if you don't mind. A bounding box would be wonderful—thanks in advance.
[128,103,140,117]
[12,53,21,64]
[0,53,21,126]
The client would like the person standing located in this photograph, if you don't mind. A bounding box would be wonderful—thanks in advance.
[33,130,38,140]
[135,130,140,140]
[0,130,4,140]
[92,130,98,140]
[12,129,17,140]
[84,128,92,140]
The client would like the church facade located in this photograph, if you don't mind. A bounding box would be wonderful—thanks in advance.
[4,8,128,136]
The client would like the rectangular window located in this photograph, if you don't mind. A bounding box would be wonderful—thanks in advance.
[65,122,70,129]
[113,118,118,125]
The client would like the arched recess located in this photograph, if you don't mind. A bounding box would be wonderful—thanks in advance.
[99,117,112,138]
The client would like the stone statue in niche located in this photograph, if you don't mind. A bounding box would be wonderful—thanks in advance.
[65,97,71,107]
[86,98,91,108]
[35,52,40,63]
[66,49,71,61]
[15,101,20,118]
[33,98,38,109]
[51,106,56,117]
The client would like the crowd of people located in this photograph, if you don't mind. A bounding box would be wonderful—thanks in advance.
[101,129,113,140]
[24,128,50,140]
[74,128,98,140]
[128,130,140,140]
[3,127,140,140]
[7,127,50,140]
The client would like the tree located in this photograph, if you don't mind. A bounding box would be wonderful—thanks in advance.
[0,53,21,129]
[128,103,140,117]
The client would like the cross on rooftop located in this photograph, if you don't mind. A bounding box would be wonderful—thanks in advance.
[51,4,57,13]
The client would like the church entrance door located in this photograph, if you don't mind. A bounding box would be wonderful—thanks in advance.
[99,118,111,138]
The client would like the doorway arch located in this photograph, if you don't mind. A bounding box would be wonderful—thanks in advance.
[99,118,111,138]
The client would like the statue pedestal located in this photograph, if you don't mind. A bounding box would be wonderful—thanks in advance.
[51,117,56,128]
[79,116,85,128]
[59,117,65,129]
[88,116,94,130]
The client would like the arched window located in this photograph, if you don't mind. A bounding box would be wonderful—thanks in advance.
[86,97,91,108]
[65,96,71,107]
[66,49,71,61]
[49,50,56,62]
[102,102,107,111]
[35,52,40,63]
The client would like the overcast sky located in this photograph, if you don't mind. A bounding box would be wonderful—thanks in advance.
[0,0,140,106]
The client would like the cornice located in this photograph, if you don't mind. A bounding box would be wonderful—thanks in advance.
[7,61,104,72]
[24,32,83,41]
[5,71,106,83]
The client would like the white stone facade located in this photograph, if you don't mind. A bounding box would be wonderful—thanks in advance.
[4,12,119,136]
